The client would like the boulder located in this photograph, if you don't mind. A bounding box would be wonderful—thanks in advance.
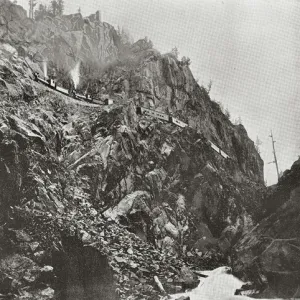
[104,191,151,221]
[165,222,179,239]
[39,287,55,299]
[177,266,199,290]
[80,230,92,244]
[8,115,45,145]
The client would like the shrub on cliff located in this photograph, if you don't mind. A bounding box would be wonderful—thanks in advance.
[180,56,191,66]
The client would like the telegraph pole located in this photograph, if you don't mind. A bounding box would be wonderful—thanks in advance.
[28,0,37,19]
[29,0,33,19]
[269,130,280,181]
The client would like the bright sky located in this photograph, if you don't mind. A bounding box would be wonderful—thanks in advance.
[17,0,300,185]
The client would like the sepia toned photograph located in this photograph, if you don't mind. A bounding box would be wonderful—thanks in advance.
[0,0,299,299]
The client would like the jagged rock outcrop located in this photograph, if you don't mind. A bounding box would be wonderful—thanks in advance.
[31,13,120,66]
[90,48,265,251]
[0,48,201,299]
[0,0,123,84]
[0,1,267,298]
[0,3,265,247]
[233,158,300,298]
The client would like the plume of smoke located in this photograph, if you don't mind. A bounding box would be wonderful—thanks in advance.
[43,61,48,78]
[70,61,81,89]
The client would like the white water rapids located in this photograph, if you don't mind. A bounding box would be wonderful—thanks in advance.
[170,266,282,300]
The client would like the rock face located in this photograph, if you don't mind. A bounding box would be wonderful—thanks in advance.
[233,158,300,298]
[0,0,122,82]
[89,49,265,251]
[32,13,120,66]
[0,1,267,299]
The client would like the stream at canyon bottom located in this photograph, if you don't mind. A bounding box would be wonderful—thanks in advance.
[170,266,283,300]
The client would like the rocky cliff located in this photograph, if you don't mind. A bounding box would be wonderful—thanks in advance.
[233,158,300,298]
[0,1,267,299]
[91,43,265,246]
[0,0,123,82]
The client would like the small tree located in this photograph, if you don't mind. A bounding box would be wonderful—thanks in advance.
[34,4,49,20]
[171,46,179,59]
[216,100,224,113]
[119,26,134,45]
[207,80,212,94]
[148,39,153,49]
[57,0,64,16]
[51,0,58,16]
[181,56,191,66]
[225,107,231,119]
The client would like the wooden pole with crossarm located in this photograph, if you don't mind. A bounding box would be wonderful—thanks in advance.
[269,130,280,181]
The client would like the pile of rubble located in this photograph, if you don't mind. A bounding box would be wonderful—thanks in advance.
[1,198,200,299]
[59,202,200,299]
